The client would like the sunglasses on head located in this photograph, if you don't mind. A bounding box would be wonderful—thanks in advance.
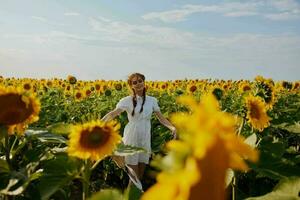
[132,79,143,85]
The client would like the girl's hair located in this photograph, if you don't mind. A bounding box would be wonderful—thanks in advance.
[128,73,146,116]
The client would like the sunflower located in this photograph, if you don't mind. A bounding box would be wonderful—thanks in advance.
[67,75,77,85]
[245,95,270,132]
[161,83,167,90]
[68,120,121,161]
[238,82,252,93]
[0,86,40,135]
[186,84,197,94]
[84,88,92,96]
[22,81,33,92]
[293,81,300,91]
[281,81,293,91]
[74,90,85,101]
[64,84,72,94]
[255,80,276,109]
[95,83,101,93]
[143,94,258,200]
[211,86,224,100]
[142,157,199,200]
[104,89,112,96]
[114,83,122,91]
[46,80,53,88]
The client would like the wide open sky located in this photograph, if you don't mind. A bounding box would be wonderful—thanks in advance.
[0,0,299,81]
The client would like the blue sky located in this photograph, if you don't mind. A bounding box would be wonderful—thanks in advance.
[0,0,300,81]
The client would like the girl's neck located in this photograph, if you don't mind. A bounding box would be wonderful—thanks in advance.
[135,90,144,97]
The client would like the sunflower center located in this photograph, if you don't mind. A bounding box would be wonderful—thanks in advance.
[243,85,251,91]
[0,94,34,125]
[86,90,91,96]
[189,85,197,92]
[249,103,261,120]
[23,83,31,90]
[79,127,109,149]
[75,92,82,99]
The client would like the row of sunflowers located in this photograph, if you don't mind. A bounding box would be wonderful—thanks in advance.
[0,75,299,200]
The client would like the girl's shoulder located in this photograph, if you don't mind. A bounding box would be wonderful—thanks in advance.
[119,96,132,102]
[146,95,158,101]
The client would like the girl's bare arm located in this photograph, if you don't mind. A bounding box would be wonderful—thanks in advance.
[101,108,124,122]
[154,111,177,138]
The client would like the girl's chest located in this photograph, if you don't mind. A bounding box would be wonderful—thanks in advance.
[128,98,153,116]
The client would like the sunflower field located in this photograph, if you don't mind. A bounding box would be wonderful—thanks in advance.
[0,75,299,200]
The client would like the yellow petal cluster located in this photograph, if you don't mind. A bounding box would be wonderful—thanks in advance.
[68,120,121,161]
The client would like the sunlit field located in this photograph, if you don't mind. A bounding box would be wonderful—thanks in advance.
[0,75,299,200]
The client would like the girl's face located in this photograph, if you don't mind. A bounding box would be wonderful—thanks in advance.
[131,76,145,92]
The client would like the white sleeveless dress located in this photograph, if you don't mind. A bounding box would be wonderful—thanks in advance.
[116,95,160,165]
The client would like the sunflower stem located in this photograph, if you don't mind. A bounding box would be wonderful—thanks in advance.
[237,117,245,136]
[232,117,245,200]
[10,135,18,154]
[3,129,12,170]
[82,159,91,200]
[91,159,101,170]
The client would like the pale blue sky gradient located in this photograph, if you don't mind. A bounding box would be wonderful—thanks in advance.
[0,0,300,81]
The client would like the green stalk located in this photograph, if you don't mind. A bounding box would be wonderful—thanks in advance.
[4,130,12,170]
[82,159,92,200]
[232,117,245,200]
[10,136,18,154]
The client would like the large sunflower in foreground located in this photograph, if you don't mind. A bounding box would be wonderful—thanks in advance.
[245,95,270,132]
[143,94,258,200]
[68,120,121,161]
[142,157,199,200]
[0,86,40,135]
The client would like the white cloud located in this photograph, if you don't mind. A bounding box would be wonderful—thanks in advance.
[88,17,195,48]
[142,1,300,22]
[64,12,80,16]
[31,16,66,26]
[2,31,99,46]
[31,16,47,22]
[265,11,300,20]
[142,2,260,22]
[267,0,300,11]
[224,11,257,17]
[142,9,197,23]
[1,15,300,81]
[263,0,300,20]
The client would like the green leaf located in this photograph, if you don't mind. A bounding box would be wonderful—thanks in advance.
[89,189,124,200]
[244,133,257,148]
[38,154,81,200]
[0,126,8,141]
[246,177,300,200]
[225,168,234,187]
[0,178,24,195]
[0,171,28,196]
[47,123,73,135]
[114,143,146,156]
[25,129,67,144]
[272,122,300,134]
[126,184,143,200]
[0,159,9,173]
[0,160,10,190]
[249,136,300,180]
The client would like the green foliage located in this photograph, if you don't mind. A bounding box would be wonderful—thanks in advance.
[246,177,300,200]
[89,189,124,200]
[1,87,299,199]
[38,154,82,200]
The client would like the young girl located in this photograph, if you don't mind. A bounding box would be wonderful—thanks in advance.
[101,73,176,186]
